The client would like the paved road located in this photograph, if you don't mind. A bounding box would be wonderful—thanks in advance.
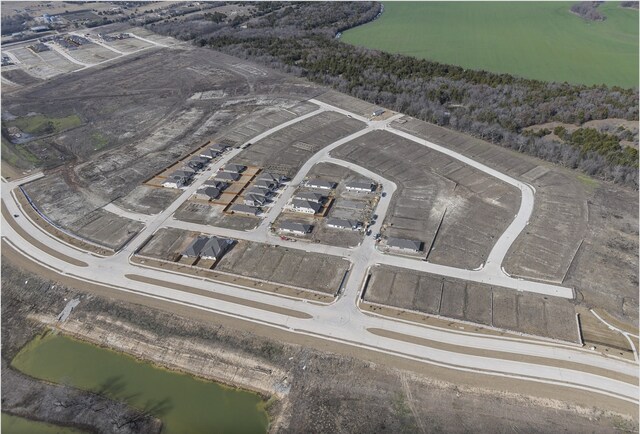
[2,101,637,405]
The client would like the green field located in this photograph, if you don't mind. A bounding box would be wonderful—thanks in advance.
[342,2,638,88]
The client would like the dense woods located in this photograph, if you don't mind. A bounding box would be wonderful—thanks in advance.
[145,1,639,187]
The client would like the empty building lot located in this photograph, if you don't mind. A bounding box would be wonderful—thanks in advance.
[23,173,143,250]
[174,201,260,231]
[217,101,319,147]
[229,111,365,178]
[114,185,181,215]
[216,241,350,295]
[363,265,580,343]
[314,90,383,118]
[137,227,198,261]
[332,130,519,269]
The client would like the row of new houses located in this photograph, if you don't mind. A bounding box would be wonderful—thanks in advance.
[230,171,288,216]
[163,144,230,189]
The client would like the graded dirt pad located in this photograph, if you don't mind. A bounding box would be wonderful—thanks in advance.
[114,184,181,215]
[332,129,519,269]
[364,265,581,343]
[390,116,639,326]
[174,201,259,231]
[314,90,382,118]
[216,240,350,295]
[23,173,143,250]
[230,111,365,178]
[2,68,42,86]
[217,100,319,147]
[137,227,198,261]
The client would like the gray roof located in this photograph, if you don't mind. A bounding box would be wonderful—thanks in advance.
[292,199,322,213]
[245,186,269,197]
[294,192,324,203]
[257,172,284,183]
[230,204,259,215]
[306,178,335,189]
[387,237,422,251]
[326,218,360,229]
[200,237,233,259]
[211,143,229,151]
[201,187,220,199]
[223,164,246,173]
[200,149,219,158]
[202,180,226,189]
[214,172,240,181]
[182,236,233,259]
[193,156,210,164]
[182,236,208,257]
[171,169,194,178]
[244,194,266,206]
[254,179,276,189]
[345,180,376,190]
[279,221,312,233]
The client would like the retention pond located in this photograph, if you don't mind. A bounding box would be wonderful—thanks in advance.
[11,332,269,433]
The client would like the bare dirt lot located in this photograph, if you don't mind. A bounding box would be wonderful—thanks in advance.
[364,265,581,343]
[332,129,520,269]
[3,32,324,244]
[391,117,639,328]
[230,111,365,178]
[216,240,350,295]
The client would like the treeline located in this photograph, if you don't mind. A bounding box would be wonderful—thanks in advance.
[144,1,639,188]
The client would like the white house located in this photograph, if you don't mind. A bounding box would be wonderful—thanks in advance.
[305,178,336,190]
[345,180,377,192]
[279,221,313,235]
[291,199,321,214]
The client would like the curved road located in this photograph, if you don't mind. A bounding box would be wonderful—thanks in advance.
[1,100,637,406]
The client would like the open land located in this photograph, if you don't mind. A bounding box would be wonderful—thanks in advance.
[364,265,581,343]
[2,23,638,432]
[332,129,520,269]
[341,1,639,87]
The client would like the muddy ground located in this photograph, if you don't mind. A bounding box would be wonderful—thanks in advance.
[2,258,637,434]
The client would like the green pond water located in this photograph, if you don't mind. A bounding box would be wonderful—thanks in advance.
[1,413,87,434]
[11,333,269,434]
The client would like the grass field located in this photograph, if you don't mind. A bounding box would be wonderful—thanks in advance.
[4,114,83,136]
[341,2,638,88]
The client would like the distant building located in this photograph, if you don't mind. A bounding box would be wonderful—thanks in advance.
[345,180,376,192]
[257,172,286,184]
[211,143,230,153]
[213,171,240,182]
[201,180,226,190]
[326,218,360,230]
[245,186,270,198]
[229,204,259,216]
[200,187,220,200]
[254,179,277,191]
[244,194,267,207]
[182,236,233,260]
[291,199,321,214]
[305,179,336,190]
[293,192,325,203]
[200,149,219,159]
[30,25,50,33]
[162,175,187,189]
[279,221,313,235]
[387,237,423,252]
[372,109,385,116]
[223,164,246,174]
